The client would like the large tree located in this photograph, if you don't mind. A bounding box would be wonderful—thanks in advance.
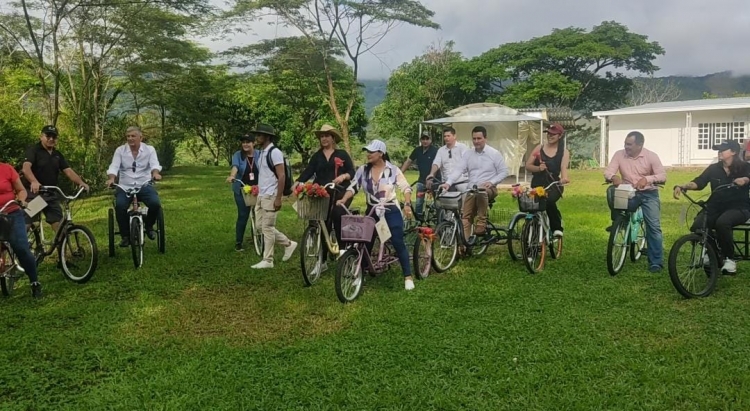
[227,0,438,152]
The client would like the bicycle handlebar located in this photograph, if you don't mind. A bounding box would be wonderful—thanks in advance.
[38,185,87,200]
[678,182,737,207]
[603,179,664,188]
[110,180,154,195]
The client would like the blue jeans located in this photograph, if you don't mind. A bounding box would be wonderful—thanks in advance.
[608,187,663,268]
[233,191,252,245]
[415,182,426,216]
[6,210,39,283]
[366,205,412,277]
[115,185,161,239]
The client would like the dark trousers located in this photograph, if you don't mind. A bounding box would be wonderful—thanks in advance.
[535,184,563,233]
[233,191,252,245]
[7,210,39,283]
[365,205,411,277]
[691,209,750,259]
[115,185,161,239]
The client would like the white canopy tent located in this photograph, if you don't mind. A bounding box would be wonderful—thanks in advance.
[421,103,546,184]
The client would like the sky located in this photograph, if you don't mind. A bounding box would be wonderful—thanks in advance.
[203,0,750,79]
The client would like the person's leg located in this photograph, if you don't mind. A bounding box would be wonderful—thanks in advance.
[257,197,275,263]
[714,209,750,260]
[137,185,162,232]
[234,191,250,247]
[689,210,707,233]
[114,189,131,242]
[638,190,664,269]
[328,195,351,259]
[44,198,63,233]
[384,207,412,277]
[7,210,39,284]
[606,185,618,222]
[461,192,475,239]
[415,182,426,216]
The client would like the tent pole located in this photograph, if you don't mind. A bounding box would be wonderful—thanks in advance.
[419,123,423,138]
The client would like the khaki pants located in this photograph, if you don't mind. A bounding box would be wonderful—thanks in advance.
[461,186,497,236]
[255,195,291,263]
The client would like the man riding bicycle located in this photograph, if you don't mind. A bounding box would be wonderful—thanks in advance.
[427,126,468,192]
[440,126,508,239]
[604,131,666,272]
[105,126,163,247]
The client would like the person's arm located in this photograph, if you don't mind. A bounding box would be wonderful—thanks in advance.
[525,145,542,172]
[603,152,620,182]
[491,153,509,186]
[340,166,363,204]
[21,146,40,192]
[105,148,121,186]
[683,167,711,191]
[226,152,240,182]
[401,148,417,173]
[342,151,355,182]
[12,173,27,205]
[149,146,163,180]
[560,149,571,183]
[646,152,666,184]
[63,168,87,189]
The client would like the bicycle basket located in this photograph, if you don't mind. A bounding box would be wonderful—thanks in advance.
[242,192,258,207]
[296,196,329,220]
[340,215,376,243]
[0,214,11,242]
[517,194,546,212]
[436,191,462,211]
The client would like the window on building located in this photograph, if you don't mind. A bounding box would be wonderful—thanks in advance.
[697,122,746,150]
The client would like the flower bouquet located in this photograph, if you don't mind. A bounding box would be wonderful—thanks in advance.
[513,185,547,212]
[293,182,331,220]
[242,184,259,206]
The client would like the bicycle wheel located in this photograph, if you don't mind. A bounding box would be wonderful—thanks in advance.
[606,217,629,276]
[250,210,263,256]
[300,225,323,286]
[431,221,458,273]
[549,233,563,260]
[507,214,526,261]
[157,208,165,254]
[130,218,143,269]
[335,248,364,303]
[412,235,432,280]
[403,215,418,255]
[668,234,719,298]
[107,208,116,257]
[521,216,545,273]
[630,218,646,262]
[59,224,98,283]
[27,225,43,265]
[0,244,16,296]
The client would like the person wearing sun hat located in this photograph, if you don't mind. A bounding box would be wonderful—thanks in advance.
[336,139,417,291]
[293,124,356,273]
[674,139,750,274]
[226,133,261,251]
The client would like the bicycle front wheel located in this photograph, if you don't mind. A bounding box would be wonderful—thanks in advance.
[507,214,526,261]
[59,224,98,283]
[130,218,143,269]
[412,235,432,280]
[335,248,364,303]
[606,217,629,276]
[668,234,719,298]
[431,221,458,273]
[521,216,545,273]
[300,225,323,286]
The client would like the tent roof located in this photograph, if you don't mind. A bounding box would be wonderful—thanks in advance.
[422,103,541,124]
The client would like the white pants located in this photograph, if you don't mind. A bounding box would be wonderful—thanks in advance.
[255,195,291,263]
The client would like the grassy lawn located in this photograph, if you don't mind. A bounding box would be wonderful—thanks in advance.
[3,165,750,410]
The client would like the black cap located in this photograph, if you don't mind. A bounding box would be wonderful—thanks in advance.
[41,125,58,135]
[713,140,741,153]
[238,134,254,141]
[420,132,431,140]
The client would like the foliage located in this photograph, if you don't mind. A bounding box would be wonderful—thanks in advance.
[628,77,681,106]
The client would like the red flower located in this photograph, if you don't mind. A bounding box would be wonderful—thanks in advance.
[334,158,344,167]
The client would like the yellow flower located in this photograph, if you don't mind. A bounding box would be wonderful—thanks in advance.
[535,186,545,197]
[242,185,252,194]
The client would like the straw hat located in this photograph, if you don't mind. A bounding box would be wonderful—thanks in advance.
[314,124,342,143]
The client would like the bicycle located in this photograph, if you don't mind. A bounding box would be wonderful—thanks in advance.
[231,178,263,256]
[1,200,25,296]
[515,181,565,274]
[108,181,165,269]
[604,182,661,276]
[668,183,738,298]
[404,179,447,279]
[26,186,98,283]
[299,182,346,286]
[431,185,510,272]
[334,200,427,303]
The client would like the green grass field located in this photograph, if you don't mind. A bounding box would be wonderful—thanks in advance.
[3,166,750,410]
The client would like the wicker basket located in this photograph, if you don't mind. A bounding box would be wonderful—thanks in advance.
[517,194,547,213]
[436,191,463,211]
[340,215,376,243]
[296,196,329,221]
[242,192,258,207]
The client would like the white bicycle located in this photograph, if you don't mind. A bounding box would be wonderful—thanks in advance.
[108,181,165,268]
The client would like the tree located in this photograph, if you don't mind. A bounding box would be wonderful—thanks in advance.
[473,21,665,117]
[228,0,438,152]
[628,77,681,106]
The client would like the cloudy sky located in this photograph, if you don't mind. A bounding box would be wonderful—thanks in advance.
[207,0,750,79]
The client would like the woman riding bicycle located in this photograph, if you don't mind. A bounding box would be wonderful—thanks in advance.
[336,140,416,290]
[294,125,355,261]
[226,134,260,252]
[525,123,570,238]
[673,139,750,274]
[0,161,42,298]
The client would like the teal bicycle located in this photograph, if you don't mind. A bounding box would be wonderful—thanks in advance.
[605,182,653,276]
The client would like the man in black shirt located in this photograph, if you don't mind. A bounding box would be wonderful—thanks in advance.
[22,125,89,232]
[401,132,438,217]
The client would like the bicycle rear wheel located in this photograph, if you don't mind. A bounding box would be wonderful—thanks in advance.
[507,214,526,261]
[300,225,323,286]
[668,234,719,298]
[130,218,143,269]
[431,221,457,273]
[59,224,98,283]
[335,248,364,303]
[521,216,545,273]
[607,217,629,276]
[412,235,431,279]
[630,219,646,262]
[0,245,17,296]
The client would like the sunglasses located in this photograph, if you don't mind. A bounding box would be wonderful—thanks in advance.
[132,161,136,172]
[44,134,58,140]
[448,150,452,159]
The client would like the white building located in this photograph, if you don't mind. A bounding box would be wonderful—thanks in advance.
[593,97,750,166]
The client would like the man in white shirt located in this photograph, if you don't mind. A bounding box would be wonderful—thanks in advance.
[105,126,162,247]
[441,125,508,238]
[251,124,297,269]
[426,126,468,192]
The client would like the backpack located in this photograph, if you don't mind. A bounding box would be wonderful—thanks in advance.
[266,146,293,196]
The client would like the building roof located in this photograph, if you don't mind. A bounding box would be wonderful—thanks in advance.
[593,97,750,117]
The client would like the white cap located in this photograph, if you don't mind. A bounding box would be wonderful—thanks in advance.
[363,139,387,153]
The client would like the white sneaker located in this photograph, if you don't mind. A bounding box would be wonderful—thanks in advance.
[251,260,274,269]
[16,264,25,273]
[553,230,563,238]
[722,258,737,273]
[338,249,346,258]
[405,279,415,290]
[282,241,298,262]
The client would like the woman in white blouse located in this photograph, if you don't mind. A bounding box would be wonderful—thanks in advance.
[336,140,416,290]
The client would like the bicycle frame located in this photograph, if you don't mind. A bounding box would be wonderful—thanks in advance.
[111,181,152,244]
[339,201,400,275]
[679,183,738,259]
[28,186,86,257]
[522,181,565,247]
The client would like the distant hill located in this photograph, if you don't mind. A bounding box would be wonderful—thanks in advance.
[361,71,750,114]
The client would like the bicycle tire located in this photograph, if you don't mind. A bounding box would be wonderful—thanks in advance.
[668,234,719,298]
[431,221,458,273]
[606,217,629,276]
[300,225,322,286]
[157,208,165,254]
[59,224,98,283]
[507,214,526,261]
[27,225,43,265]
[412,235,431,280]
[335,248,364,303]
[630,219,646,262]
[130,218,143,269]
[549,234,563,260]
[107,208,116,257]
[521,216,545,273]
[0,245,15,296]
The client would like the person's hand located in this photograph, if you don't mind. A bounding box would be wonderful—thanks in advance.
[19,200,27,208]
[482,182,493,190]
[226,176,234,183]
[273,197,282,211]
[105,178,114,188]
[538,162,547,172]
[80,182,90,192]
[30,181,40,193]
[153,173,162,181]
[332,176,345,185]
[734,177,749,186]
[439,183,449,191]
[673,185,684,200]
[404,204,413,218]
[336,199,346,207]
[635,177,648,190]
[611,175,622,187]
[560,177,570,185]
